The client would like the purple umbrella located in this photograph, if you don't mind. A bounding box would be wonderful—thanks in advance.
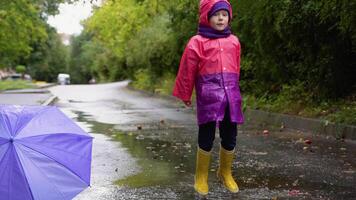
[0,105,93,200]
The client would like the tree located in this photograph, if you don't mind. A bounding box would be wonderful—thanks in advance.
[0,0,78,68]
[233,0,355,99]
[15,65,26,74]
[25,26,69,82]
[0,0,47,66]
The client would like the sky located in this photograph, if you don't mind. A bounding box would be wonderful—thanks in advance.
[47,0,102,35]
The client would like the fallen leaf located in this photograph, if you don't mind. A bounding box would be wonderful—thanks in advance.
[250,151,268,156]
[137,125,142,130]
[288,189,301,196]
[292,179,299,186]
[135,135,144,140]
[304,139,312,145]
[146,146,154,150]
[296,138,304,144]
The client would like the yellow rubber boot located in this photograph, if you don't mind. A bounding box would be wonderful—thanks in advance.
[217,146,239,193]
[194,148,211,195]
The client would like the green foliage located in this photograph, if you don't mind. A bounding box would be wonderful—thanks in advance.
[82,0,148,81]
[126,13,177,78]
[153,72,176,95]
[15,65,26,74]
[0,0,47,66]
[77,0,185,83]
[234,0,355,99]
[168,0,199,68]
[245,81,313,114]
[243,82,356,125]
[0,0,78,81]
[68,32,96,83]
[131,69,176,95]
[25,26,69,82]
[130,68,154,91]
[325,101,356,125]
[81,0,355,99]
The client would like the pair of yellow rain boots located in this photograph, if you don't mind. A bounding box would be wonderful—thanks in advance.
[194,147,239,195]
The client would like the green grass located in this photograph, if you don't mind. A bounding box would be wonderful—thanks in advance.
[0,80,36,91]
[129,69,176,95]
[243,94,356,126]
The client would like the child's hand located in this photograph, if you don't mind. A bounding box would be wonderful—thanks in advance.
[183,100,192,107]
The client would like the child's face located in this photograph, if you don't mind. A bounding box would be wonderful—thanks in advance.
[209,10,229,31]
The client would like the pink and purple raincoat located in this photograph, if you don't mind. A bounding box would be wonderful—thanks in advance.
[173,0,244,125]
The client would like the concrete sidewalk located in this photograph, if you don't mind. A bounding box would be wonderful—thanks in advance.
[0,83,57,106]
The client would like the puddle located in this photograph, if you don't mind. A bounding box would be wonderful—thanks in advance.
[74,111,195,183]
[113,130,193,188]
[70,109,356,200]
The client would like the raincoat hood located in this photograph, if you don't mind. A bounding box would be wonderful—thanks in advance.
[199,0,233,26]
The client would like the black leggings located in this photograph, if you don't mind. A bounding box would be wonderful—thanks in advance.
[198,106,237,152]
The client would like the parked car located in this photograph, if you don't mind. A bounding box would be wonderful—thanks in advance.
[6,73,22,80]
[4,73,32,81]
[23,74,32,81]
[57,73,70,85]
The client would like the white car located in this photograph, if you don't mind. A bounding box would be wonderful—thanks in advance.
[57,73,70,85]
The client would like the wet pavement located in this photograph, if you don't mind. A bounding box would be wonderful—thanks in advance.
[48,81,356,200]
[0,83,56,105]
[0,92,53,105]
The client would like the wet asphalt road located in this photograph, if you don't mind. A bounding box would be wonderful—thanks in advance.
[49,82,356,200]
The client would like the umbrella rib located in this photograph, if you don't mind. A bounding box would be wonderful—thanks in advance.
[19,142,90,186]
[8,147,13,200]
[16,145,67,200]
[12,145,36,200]
[13,106,26,137]
[0,113,11,139]
[13,108,49,138]
[20,132,93,140]
[0,145,34,200]
[0,144,10,172]
[18,133,92,159]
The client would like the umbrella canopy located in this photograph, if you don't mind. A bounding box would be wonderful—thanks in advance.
[0,105,93,200]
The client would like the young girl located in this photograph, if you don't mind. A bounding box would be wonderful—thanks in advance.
[173,0,243,196]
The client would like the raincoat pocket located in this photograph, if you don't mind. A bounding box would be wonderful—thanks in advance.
[198,83,220,107]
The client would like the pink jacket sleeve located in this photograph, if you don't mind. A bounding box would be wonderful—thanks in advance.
[173,38,200,101]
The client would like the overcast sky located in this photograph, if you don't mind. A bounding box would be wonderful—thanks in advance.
[47,0,102,35]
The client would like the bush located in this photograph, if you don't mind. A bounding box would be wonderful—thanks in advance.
[15,65,26,74]
[234,0,356,99]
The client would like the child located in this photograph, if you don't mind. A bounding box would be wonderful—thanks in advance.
[173,0,243,196]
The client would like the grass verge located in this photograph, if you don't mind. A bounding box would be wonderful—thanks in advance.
[0,80,36,91]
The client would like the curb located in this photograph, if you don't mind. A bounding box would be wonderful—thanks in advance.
[37,83,57,89]
[244,109,356,140]
[41,95,58,106]
[38,83,58,106]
